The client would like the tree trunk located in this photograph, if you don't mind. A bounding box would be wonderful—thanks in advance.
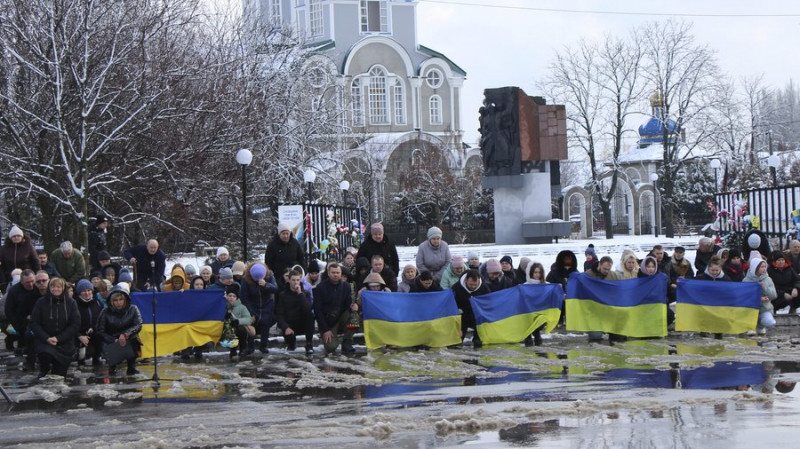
[600,198,614,239]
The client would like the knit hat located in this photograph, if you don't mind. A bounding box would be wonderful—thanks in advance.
[200,265,213,276]
[467,251,479,260]
[249,263,267,281]
[277,222,291,233]
[76,279,94,293]
[97,250,111,261]
[451,255,465,269]
[118,268,133,283]
[231,261,246,276]
[674,246,686,253]
[184,264,197,276]
[89,271,102,281]
[585,244,597,258]
[307,261,321,274]
[8,225,22,238]
[485,258,502,274]
[500,255,513,266]
[225,283,240,297]
[219,267,234,279]
[370,223,384,234]
[216,247,229,258]
[419,270,434,281]
[748,233,761,250]
[427,226,443,240]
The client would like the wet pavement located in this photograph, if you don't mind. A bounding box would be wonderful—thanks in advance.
[2,328,800,448]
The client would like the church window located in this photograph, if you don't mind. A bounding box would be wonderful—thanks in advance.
[429,95,442,125]
[361,0,388,33]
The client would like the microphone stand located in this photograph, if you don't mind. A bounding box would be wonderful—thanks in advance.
[150,260,161,387]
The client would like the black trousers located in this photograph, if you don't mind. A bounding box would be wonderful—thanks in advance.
[38,352,68,377]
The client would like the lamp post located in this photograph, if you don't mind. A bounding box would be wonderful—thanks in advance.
[768,154,780,187]
[236,149,253,261]
[303,169,316,201]
[339,180,350,205]
[710,159,721,191]
[650,172,659,238]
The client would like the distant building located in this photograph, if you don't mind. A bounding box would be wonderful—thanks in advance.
[245,0,470,221]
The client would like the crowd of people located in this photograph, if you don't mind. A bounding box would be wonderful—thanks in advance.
[0,217,795,379]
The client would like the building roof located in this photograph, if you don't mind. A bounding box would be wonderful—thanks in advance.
[418,45,467,76]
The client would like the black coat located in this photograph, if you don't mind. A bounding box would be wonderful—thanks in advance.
[122,244,167,291]
[768,265,799,298]
[275,288,313,330]
[452,276,490,329]
[312,279,352,334]
[484,274,515,292]
[374,267,398,292]
[4,283,41,334]
[356,234,400,276]
[77,297,103,335]
[409,277,443,293]
[96,302,143,343]
[546,250,579,292]
[0,237,40,288]
[264,234,305,278]
[29,293,80,365]
[239,275,278,320]
[88,226,107,269]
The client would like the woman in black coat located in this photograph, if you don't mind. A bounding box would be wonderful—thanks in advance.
[29,277,80,377]
[96,285,143,375]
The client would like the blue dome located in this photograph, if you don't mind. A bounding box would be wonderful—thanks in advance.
[638,115,678,145]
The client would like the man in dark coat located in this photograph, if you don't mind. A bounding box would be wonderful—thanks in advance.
[313,263,354,354]
[264,222,305,289]
[37,249,60,278]
[356,223,400,276]
[123,239,166,291]
[88,215,109,272]
[369,254,398,292]
[452,269,490,348]
[4,269,39,365]
[276,269,315,355]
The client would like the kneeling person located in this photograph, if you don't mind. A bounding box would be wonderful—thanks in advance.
[276,270,315,355]
[224,284,255,358]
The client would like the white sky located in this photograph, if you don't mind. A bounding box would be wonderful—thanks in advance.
[416,0,800,145]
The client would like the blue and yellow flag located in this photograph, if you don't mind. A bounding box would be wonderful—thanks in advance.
[675,279,760,334]
[361,290,462,349]
[566,273,668,338]
[468,284,563,344]
[133,290,226,358]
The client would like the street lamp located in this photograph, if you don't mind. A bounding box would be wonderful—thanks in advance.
[650,172,659,238]
[303,169,316,201]
[339,180,350,205]
[710,159,721,191]
[236,149,253,261]
[768,154,780,186]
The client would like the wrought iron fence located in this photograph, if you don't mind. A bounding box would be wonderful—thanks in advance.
[714,184,800,247]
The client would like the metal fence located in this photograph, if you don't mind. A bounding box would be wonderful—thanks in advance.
[714,184,800,245]
[281,203,365,264]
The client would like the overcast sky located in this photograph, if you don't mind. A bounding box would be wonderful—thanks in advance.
[416,0,800,145]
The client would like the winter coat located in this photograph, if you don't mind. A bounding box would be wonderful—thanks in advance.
[483,273,515,292]
[440,265,464,289]
[264,234,305,281]
[162,266,189,291]
[0,236,39,287]
[356,234,400,276]
[409,276,444,293]
[96,294,143,344]
[586,266,623,281]
[352,257,372,289]
[767,264,800,299]
[618,251,640,280]
[225,299,253,326]
[695,267,731,281]
[694,246,721,274]
[545,250,579,291]
[373,267,398,292]
[209,258,234,276]
[40,261,60,279]
[239,268,278,320]
[88,225,107,270]
[415,239,451,281]
[312,278,352,334]
[29,293,80,366]
[50,248,86,283]
[76,296,103,336]
[275,288,313,330]
[744,258,776,314]
[452,274,490,327]
[4,282,42,335]
[122,244,166,291]
[397,267,418,293]
[667,257,695,284]
[723,260,747,282]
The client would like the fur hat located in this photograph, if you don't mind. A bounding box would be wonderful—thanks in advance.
[8,225,22,238]
[216,247,229,258]
[485,258,502,274]
[427,226,443,240]
[451,255,465,269]
[231,261,246,276]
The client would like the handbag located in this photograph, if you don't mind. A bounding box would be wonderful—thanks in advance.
[103,340,135,366]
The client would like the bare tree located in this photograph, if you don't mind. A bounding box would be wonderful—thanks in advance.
[545,34,643,238]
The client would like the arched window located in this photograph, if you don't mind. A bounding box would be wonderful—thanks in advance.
[368,67,389,125]
[351,78,364,126]
[393,78,406,125]
[429,95,442,125]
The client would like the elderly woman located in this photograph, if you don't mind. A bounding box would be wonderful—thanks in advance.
[415,226,451,282]
[96,284,143,376]
[29,277,80,377]
[0,225,40,291]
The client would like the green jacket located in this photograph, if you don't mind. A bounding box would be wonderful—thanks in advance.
[226,299,253,326]
[50,248,86,283]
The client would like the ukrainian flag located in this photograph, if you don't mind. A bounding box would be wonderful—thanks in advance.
[566,273,668,338]
[361,290,462,349]
[469,284,563,344]
[133,290,226,358]
[675,279,760,334]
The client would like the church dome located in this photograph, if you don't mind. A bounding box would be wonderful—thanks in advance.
[638,116,678,145]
